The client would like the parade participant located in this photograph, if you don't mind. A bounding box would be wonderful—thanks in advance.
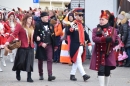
[105,10,115,27]
[0,11,10,70]
[17,7,23,22]
[5,14,35,82]
[90,10,118,86]
[2,8,7,22]
[6,11,18,62]
[67,8,92,81]
[33,12,56,81]
[12,9,21,23]
[29,7,33,14]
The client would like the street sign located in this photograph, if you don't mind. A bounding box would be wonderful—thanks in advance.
[33,0,39,8]
[33,0,39,3]
[71,0,85,9]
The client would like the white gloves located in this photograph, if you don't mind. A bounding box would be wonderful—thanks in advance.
[88,45,92,54]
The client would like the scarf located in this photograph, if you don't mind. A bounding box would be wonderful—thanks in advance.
[97,23,109,30]
[75,20,85,45]
[42,22,49,26]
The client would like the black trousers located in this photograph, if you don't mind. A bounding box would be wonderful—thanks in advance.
[98,65,111,76]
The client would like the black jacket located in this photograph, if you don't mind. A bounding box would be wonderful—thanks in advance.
[121,23,130,48]
[33,21,55,60]
[67,25,91,59]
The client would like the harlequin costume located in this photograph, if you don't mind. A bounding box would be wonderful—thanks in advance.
[90,10,118,86]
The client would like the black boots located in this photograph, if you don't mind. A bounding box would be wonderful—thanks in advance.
[27,72,33,82]
[16,71,33,82]
[124,61,130,67]
[16,70,21,81]
[83,74,90,81]
[39,75,44,80]
[39,75,55,81]
[70,75,77,81]
[70,75,90,81]
[48,75,56,81]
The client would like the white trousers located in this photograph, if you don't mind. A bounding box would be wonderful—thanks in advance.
[70,46,86,76]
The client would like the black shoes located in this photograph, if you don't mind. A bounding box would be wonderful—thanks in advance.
[70,75,77,81]
[39,75,44,80]
[48,75,56,81]
[16,70,21,81]
[83,74,90,81]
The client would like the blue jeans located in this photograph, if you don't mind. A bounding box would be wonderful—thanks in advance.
[126,47,130,61]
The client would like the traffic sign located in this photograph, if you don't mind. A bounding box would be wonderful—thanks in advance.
[33,0,39,3]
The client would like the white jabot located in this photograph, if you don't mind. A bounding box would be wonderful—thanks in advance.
[44,25,48,31]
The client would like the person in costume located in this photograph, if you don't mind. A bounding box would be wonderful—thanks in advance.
[17,7,24,22]
[2,8,7,22]
[67,8,92,81]
[90,10,119,86]
[5,14,35,82]
[33,12,56,81]
[6,11,18,62]
[0,10,10,71]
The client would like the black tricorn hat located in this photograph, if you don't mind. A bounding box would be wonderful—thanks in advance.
[73,8,84,15]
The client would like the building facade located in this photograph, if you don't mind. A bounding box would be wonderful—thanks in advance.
[39,0,70,10]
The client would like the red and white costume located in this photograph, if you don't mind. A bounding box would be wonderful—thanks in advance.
[5,11,18,62]
[0,21,10,49]
[0,11,10,69]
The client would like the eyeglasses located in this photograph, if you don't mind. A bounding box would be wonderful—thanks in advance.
[78,14,84,17]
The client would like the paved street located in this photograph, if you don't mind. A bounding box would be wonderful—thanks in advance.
[0,59,130,86]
